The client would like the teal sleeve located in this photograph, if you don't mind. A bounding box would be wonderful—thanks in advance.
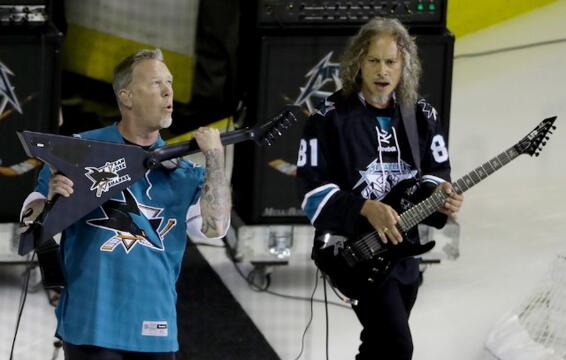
[35,164,52,197]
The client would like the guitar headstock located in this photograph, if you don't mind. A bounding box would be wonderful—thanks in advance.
[253,105,305,146]
[517,116,557,157]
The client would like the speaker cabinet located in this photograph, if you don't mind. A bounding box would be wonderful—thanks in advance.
[0,26,62,222]
[233,31,454,224]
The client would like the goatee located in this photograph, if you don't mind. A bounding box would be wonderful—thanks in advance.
[160,116,172,129]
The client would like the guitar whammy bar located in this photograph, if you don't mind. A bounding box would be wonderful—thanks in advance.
[314,116,557,299]
[16,105,304,287]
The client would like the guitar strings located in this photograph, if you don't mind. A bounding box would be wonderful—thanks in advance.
[350,183,452,259]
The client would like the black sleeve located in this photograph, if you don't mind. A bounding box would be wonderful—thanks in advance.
[416,99,452,228]
[296,108,366,237]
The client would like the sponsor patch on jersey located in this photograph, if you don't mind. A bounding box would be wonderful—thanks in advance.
[141,321,168,337]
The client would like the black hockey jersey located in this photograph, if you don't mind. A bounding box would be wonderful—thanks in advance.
[296,90,452,238]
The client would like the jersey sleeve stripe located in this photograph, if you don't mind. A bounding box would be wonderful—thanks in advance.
[301,184,340,224]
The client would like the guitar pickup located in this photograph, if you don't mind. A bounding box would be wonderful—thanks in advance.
[342,246,361,267]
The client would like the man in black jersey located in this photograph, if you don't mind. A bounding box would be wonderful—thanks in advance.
[296,17,464,359]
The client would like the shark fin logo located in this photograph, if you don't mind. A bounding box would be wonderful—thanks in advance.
[85,158,132,197]
[417,99,438,121]
[87,189,177,253]
[0,61,22,115]
[294,52,341,113]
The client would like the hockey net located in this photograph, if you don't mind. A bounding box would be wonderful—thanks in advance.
[486,254,566,360]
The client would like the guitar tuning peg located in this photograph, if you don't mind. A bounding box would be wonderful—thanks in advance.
[535,152,540,157]
[542,141,547,146]
[552,126,557,130]
[263,138,272,146]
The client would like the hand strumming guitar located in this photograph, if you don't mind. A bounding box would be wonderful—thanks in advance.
[360,200,403,245]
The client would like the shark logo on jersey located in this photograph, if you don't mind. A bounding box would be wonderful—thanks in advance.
[0,61,22,116]
[87,189,176,253]
[294,52,341,114]
[353,159,417,200]
[85,158,132,197]
[417,99,437,121]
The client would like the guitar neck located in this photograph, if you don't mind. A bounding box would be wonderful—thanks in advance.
[398,144,522,232]
[145,106,301,169]
[146,128,254,168]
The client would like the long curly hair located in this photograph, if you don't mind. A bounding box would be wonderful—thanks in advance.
[340,17,421,107]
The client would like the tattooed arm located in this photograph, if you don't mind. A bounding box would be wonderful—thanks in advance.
[193,127,231,237]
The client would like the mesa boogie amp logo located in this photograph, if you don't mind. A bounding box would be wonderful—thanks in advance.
[294,52,341,113]
[85,158,131,197]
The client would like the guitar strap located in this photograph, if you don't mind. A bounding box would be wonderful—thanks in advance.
[400,103,422,175]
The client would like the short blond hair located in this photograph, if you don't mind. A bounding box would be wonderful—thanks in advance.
[112,49,164,95]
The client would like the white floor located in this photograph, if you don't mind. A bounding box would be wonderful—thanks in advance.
[2,1,566,359]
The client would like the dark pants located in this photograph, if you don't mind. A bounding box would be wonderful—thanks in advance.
[351,275,420,360]
[63,342,176,360]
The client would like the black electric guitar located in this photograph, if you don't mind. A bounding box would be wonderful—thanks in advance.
[313,116,557,299]
[17,105,304,255]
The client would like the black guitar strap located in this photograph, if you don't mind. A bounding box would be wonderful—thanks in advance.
[400,103,421,175]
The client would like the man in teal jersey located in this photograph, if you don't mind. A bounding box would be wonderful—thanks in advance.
[20,49,231,359]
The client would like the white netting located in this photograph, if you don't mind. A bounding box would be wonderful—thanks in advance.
[486,255,566,360]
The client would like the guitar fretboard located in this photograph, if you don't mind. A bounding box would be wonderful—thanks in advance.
[397,145,520,232]
[349,116,555,262]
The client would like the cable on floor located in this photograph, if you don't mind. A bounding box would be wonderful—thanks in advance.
[292,268,319,360]
[193,240,352,309]
[9,251,37,360]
